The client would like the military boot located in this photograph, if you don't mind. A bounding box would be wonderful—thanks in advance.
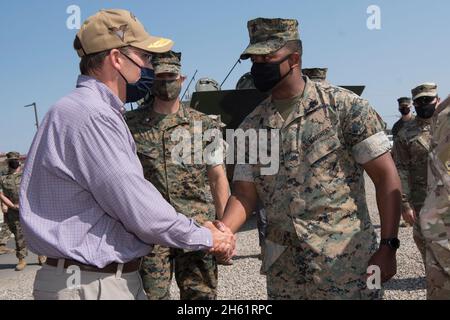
[38,255,47,265]
[15,259,27,271]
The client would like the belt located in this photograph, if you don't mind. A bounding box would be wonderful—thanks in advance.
[45,258,141,274]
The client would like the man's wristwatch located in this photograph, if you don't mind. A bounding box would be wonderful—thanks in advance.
[380,238,400,250]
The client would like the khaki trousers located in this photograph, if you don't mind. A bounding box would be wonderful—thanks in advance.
[33,259,147,300]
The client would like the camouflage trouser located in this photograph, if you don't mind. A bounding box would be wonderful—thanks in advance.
[140,245,218,300]
[425,240,450,300]
[413,205,427,266]
[5,209,27,259]
[266,245,382,300]
[0,218,12,245]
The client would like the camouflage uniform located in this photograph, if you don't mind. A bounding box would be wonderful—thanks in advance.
[0,220,11,246]
[392,97,414,144]
[392,118,413,140]
[393,86,437,264]
[235,18,391,300]
[0,153,27,260]
[126,51,223,300]
[420,96,450,299]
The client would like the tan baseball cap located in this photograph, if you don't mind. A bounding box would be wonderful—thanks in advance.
[411,82,438,101]
[75,9,173,57]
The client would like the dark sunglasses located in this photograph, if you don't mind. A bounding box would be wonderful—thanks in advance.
[414,96,435,107]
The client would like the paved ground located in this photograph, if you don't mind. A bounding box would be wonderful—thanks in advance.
[0,174,426,300]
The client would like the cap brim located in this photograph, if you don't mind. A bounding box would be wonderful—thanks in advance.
[154,66,180,75]
[133,35,174,53]
[413,92,437,100]
[240,39,286,60]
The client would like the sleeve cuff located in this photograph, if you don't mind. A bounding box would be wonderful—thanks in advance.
[232,164,255,182]
[352,131,391,164]
[186,224,213,250]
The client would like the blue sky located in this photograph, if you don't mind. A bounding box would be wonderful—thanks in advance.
[0,0,448,153]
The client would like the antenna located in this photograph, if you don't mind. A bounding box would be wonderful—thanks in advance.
[181,70,198,101]
[220,58,241,88]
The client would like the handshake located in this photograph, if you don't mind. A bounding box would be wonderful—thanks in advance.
[203,220,236,264]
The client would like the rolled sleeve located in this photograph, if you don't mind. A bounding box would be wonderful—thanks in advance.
[352,131,391,164]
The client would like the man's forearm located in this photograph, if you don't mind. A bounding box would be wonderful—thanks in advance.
[0,194,15,209]
[221,181,258,233]
[221,196,251,233]
[375,173,402,239]
[209,168,230,220]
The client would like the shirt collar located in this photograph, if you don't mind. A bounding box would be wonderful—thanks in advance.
[263,76,319,129]
[76,75,126,115]
[145,103,190,131]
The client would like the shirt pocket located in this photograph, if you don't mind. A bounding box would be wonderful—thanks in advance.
[304,134,342,195]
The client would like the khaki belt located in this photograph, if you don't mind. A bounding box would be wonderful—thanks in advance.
[45,258,141,274]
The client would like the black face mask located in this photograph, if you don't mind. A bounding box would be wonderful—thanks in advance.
[126,68,155,103]
[415,103,436,119]
[251,55,292,93]
[399,107,411,116]
[8,160,20,170]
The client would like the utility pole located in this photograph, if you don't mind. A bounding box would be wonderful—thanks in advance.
[24,103,39,130]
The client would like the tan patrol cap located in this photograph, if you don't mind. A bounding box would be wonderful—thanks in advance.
[411,82,437,101]
[75,9,173,57]
[397,97,412,105]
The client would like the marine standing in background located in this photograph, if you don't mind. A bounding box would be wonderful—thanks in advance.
[392,97,414,141]
[393,83,440,265]
[126,51,230,300]
[0,152,28,270]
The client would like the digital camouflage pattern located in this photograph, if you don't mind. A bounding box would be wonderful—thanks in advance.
[0,172,27,259]
[240,18,300,59]
[0,221,11,246]
[140,244,218,300]
[233,78,390,299]
[126,103,223,300]
[152,51,182,75]
[393,117,432,263]
[420,97,450,300]
[391,116,414,140]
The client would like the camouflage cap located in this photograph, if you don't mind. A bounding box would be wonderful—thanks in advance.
[240,18,300,60]
[397,97,412,105]
[412,83,438,101]
[75,9,173,57]
[152,51,181,75]
[6,152,20,160]
[302,68,327,81]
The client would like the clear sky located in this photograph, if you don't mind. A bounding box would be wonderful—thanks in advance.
[0,0,448,153]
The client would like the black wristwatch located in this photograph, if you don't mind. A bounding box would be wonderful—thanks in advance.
[380,238,400,250]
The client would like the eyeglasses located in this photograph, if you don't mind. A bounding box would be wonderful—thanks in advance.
[414,96,435,107]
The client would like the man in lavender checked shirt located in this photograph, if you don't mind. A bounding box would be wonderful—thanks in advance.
[19,9,235,300]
